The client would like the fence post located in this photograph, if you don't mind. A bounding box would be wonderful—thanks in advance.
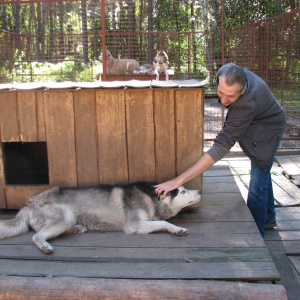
[101,0,106,81]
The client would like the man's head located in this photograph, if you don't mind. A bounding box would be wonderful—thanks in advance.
[216,63,247,106]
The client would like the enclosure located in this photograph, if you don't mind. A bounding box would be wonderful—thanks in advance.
[0,0,299,147]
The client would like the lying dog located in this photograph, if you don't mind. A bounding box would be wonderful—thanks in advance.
[99,49,140,75]
[154,50,170,80]
[0,182,201,254]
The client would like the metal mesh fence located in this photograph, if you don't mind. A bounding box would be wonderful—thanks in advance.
[0,0,299,148]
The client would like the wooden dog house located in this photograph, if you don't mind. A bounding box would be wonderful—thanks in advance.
[0,81,204,209]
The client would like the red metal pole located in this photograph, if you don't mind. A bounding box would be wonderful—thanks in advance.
[101,0,106,81]
[221,0,225,125]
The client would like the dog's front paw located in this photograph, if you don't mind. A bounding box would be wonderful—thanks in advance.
[173,227,188,236]
[74,225,88,234]
[40,243,54,255]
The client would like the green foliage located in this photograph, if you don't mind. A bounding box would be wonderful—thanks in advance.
[4,58,101,83]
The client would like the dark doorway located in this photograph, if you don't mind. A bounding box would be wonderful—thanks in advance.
[3,142,49,185]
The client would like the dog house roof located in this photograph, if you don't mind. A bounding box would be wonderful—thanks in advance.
[0,80,206,91]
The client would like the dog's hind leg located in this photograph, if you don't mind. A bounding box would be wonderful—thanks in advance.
[124,220,188,236]
[165,70,169,81]
[32,210,76,254]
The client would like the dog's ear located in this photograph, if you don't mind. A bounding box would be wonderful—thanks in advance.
[169,189,179,199]
[158,189,179,201]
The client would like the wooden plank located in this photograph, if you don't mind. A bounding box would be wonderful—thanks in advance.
[175,89,204,190]
[125,89,155,182]
[276,207,300,221]
[0,244,272,261]
[203,181,241,194]
[0,277,288,300]
[227,158,251,176]
[0,221,260,246]
[0,258,279,281]
[267,240,300,255]
[153,90,176,183]
[191,204,255,222]
[272,220,300,231]
[203,176,237,184]
[288,155,300,168]
[291,175,300,186]
[275,156,300,177]
[204,169,233,177]
[43,91,77,186]
[35,92,46,141]
[238,174,298,207]
[265,231,300,241]
[96,90,128,184]
[74,91,99,186]
[0,92,19,141]
[5,186,49,209]
[287,256,300,276]
[17,92,38,141]
[271,174,300,206]
[202,192,245,204]
[0,230,264,248]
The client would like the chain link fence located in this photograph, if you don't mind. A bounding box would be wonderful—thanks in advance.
[0,0,299,148]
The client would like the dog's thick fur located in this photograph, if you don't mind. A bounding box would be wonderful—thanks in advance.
[99,49,140,75]
[0,182,201,254]
[154,50,169,80]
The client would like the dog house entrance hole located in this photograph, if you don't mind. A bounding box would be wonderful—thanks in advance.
[3,142,49,185]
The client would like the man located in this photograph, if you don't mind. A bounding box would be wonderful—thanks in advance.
[155,63,286,237]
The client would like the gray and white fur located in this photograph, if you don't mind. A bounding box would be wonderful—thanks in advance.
[0,182,201,254]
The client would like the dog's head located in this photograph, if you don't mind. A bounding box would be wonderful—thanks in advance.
[154,50,169,64]
[99,49,112,61]
[160,186,201,215]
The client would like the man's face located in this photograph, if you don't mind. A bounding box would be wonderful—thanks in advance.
[217,77,246,107]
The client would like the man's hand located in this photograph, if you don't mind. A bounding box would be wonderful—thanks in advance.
[155,179,181,197]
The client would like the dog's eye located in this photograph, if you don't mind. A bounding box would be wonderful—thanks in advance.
[180,190,186,194]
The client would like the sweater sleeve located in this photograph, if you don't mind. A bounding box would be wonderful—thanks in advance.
[207,94,256,162]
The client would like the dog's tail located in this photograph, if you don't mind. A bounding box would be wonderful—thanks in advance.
[0,208,31,239]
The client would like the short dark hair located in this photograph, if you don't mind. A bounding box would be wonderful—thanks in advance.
[216,63,247,93]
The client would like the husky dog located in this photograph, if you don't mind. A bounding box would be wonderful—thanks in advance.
[99,49,140,75]
[0,182,201,254]
[139,63,156,75]
[154,50,170,80]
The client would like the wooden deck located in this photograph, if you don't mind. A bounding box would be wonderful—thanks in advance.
[0,158,290,299]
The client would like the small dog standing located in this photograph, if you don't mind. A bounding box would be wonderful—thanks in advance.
[0,182,201,254]
[99,49,140,75]
[154,50,170,80]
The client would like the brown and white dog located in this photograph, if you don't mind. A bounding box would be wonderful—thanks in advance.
[99,49,140,75]
[154,50,169,80]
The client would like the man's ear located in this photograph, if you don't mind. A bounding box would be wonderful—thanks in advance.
[240,85,247,95]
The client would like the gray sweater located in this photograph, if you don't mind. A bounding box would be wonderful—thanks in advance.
[207,68,286,170]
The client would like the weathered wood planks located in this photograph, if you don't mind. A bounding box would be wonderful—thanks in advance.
[0,277,287,300]
[43,91,77,187]
[96,90,128,183]
[74,91,99,186]
[0,158,286,298]
[0,88,204,208]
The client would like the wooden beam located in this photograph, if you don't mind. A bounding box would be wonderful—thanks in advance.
[0,277,287,300]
